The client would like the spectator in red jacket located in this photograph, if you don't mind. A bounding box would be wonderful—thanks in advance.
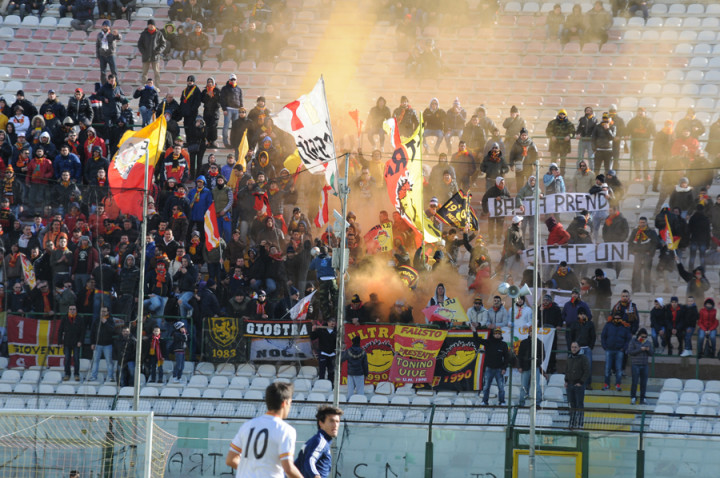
[697,298,718,358]
[545,216,570,245]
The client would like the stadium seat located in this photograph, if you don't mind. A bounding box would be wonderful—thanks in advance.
[194,362,214,375]
[55,384,75,395]
[276,365,297,379]
[89,398,112,411]
[244,390,264,400]
[173,400,195,415]
[3,15,21,26]
[668,418,691,434]
[182,388,202,398]
[348,394,368,404]
[256,364,276,378]
[67,398,88,411]
[691,420,711,434]
[76,385,96,396]
[45,397,68,410]
[700,393,720,406]
[228,376,249,390]
[14,383,35,394]
[298,405,317,420]
[139,387,159,397]
[222,389,243,400]
[678,392,699,406]
[696,406,717,416]
[306,392,326,402]
[160,388,180,398]
[544,387,564,402]
[704,381,720,394]
[547,374,565,387]
[237,402,259,418]
[234,363,254,377]
[117,386,133,397]
[412,396,431,406]
[249,377,270,391]
[187,375,209,388]
[675,405,696,416]
[390,395,410,406]
[0,370,21,384]
[362,408,384,422]
[208,376,229,389]
[369,395,389,405]
[214,401,236,417]
[194,402,215,416]
[20,370,40,384]
[684,380,704,393]
[202,389,223,399]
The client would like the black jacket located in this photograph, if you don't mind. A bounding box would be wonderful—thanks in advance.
[517,338,545,371]
[577,115,598,139]
[58,314,86,347]
[133,86,159,110]
[220,83,243,111]
[91,317,115,346]
[538,303,563,328]
[311,326,337,355]
[565,352,590,386]
[570,319,597,349]
[473,331,511,369]
[342,346,369,376]
[137,28,167,63]
[67,95,94,124]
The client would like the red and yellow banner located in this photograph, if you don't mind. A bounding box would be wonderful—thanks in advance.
[343,324,395,385]
[7,315,63,368]
[389,326,447,383]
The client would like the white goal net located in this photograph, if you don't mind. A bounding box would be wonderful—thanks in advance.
[0,410,176,478]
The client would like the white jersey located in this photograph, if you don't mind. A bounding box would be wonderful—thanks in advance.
[229,413,297,478]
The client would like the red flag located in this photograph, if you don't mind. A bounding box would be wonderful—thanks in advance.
[204,202,221,250]
[349,109,363,139]
[314,184,332,228]
[252,191,272,217]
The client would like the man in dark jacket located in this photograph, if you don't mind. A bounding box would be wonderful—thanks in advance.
[342,335,368,397]
[138,19,167,85]
[538,294,562,373]
[628,216,659,293]
[114,326,136,386]
[480,142,509,192]
[517,332,545,406]
[311,318,337,381]
[576,107,597,168]
[39,90,67,123]
[481,176,510,245]
[90,306,115,382]
[565,341,590,428]
[569,309,596,389]
[97,74,124,126]
[58,305,85,381]
[133,78,159,127]
[649,298,669,353]
[546,109,575,175]
[592,113,616,175]
[96,20,121,85]
[180,75,202,131]
[688,205,711,270]
[70,0,94,31]
[201,78,221,147]
[67,88,93,125]
[392,96,419,138]
[471,323,511,406]
[220,73,243,148]
[626,107,656,182]
[601,314,632,391]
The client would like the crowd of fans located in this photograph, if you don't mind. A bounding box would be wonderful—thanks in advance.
[0,2,718,391]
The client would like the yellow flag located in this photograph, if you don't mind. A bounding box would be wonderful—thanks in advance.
[237,129,249,170]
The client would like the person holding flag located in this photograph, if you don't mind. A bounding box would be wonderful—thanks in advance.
[188,176,213,244]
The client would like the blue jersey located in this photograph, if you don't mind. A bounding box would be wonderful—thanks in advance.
[296,429,332,478]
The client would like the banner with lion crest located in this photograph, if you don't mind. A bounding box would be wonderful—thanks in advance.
[203,316,246,363]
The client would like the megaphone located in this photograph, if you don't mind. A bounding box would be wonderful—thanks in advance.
[508,284,532,299]
[497,282,510,295]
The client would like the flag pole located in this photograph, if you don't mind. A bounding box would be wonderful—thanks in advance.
[133,139,152,411]
[529,160,541,478]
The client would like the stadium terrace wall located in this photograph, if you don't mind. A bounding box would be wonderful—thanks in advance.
[155,417,720,477]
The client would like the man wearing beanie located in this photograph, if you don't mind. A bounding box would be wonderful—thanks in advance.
[545,108,575,175]
[96,20,121,85]
[627,328,653,405]
[481,176,511,244]
[342,335,368,397]
[180,75,202,130]
[627,106,656,182]
[138,19,167,85]
[509,128,538,193]
[502,105,526,149]
[592,112,616,175]
[577,107,597,169]
[201,78,221,148]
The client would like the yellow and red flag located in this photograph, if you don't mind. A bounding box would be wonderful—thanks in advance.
[108,113,167,218]
[661,214,680,250]
[204,202,221,250]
